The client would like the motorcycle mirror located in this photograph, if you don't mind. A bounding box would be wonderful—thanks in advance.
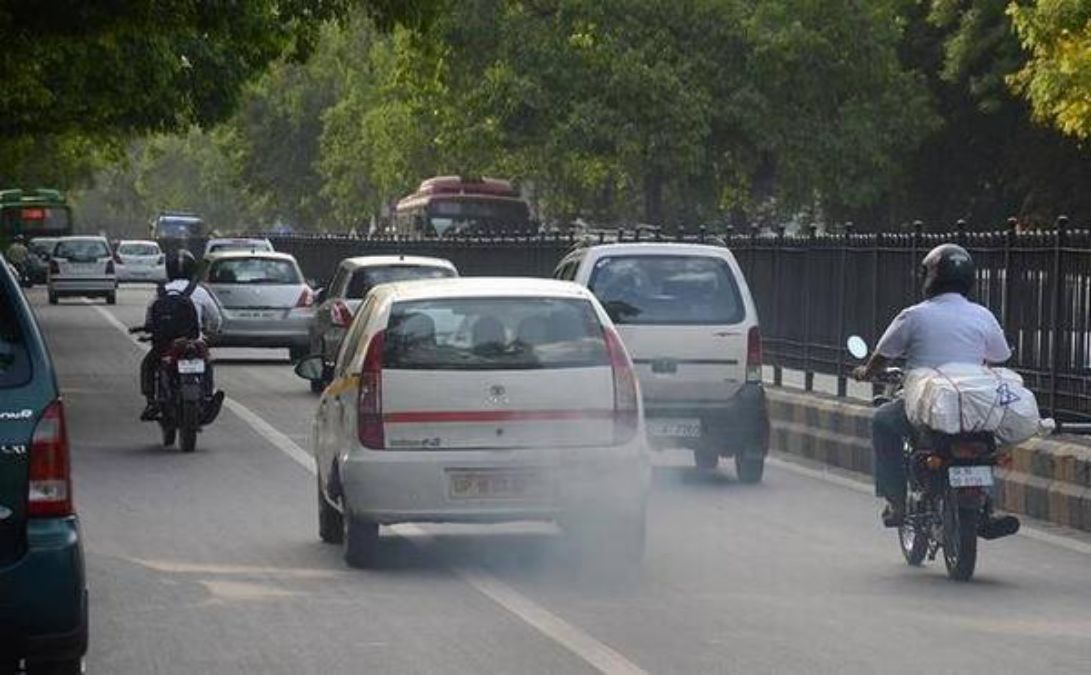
[846,335,869,360]
[294,355,326,382]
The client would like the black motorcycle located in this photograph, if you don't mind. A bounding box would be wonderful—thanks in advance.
[131,328,221,452]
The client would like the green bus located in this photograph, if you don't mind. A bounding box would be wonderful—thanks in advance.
[0,189,73,240]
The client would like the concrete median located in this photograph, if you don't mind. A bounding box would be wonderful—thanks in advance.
[767,386,1091,532]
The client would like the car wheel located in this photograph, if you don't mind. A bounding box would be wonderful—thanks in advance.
[693,449,719,470]
[289,346,307,363]
[317,477,343,544]
[735,455,765,484]
[48,292,58,305]
[106,291,117,305]
[310,377,326,394]
[24,658,82,674]
[343,510,380,569]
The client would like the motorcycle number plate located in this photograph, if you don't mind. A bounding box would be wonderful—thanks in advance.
[177,359,206,375]
[948,465,993,488]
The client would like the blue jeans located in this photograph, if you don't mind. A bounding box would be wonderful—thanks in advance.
[872,399,911,501]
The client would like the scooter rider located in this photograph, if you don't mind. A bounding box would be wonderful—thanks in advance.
[140,250,223,421]
[852,244,1011,526]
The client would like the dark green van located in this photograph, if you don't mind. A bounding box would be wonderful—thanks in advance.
[0,254,87,674]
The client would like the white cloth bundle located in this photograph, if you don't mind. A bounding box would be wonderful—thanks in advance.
[904,364,1041,445]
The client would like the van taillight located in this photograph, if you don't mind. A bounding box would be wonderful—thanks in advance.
[746,326,763,383]
[28,400,73,518]
[357,331,386,449]
[604,328,639,444]
[331,300,353,327]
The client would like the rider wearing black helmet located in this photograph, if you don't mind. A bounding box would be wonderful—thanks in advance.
[853,244,1011,526]
[139,249,223,420]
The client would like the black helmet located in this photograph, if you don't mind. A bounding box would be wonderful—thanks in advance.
[166,249,198,281]
[921,243,974,298]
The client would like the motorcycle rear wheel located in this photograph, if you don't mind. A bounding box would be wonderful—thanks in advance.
[180,401,199,453]
[942,498,979,581]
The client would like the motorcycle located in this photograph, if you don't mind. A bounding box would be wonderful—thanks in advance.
[130,327,221,453]
[847,336,1020,581]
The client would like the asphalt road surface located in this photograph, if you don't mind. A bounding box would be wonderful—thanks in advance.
[28,286,1091,674]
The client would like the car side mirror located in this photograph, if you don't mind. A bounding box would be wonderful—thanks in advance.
[294,355,326,382]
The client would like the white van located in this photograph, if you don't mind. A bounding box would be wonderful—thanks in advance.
[555,242,769,482]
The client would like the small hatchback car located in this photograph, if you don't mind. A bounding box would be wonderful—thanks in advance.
[296,278,649,568]
[0,255,88,673]
[47,236,118,305]
[114,239,166,282]
[556,242,770,482]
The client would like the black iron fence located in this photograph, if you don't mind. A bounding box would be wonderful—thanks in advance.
[258,222,1090,421]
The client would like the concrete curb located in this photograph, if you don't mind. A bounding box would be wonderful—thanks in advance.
[766,387,1091,533]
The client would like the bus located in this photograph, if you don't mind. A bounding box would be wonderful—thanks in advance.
[0,189,73,240]
[392,176,532,238]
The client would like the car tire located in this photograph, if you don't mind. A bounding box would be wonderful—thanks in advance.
[317,476,343,544]
[289,346,307,363]
[48,292,58,305]
[693,449,719,470]
[734,455,765,484]
[310,377,326,394]
[106,291,117,305]
[24,658,82,674]
[343,512,380,569]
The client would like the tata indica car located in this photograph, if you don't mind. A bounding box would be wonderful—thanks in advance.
[0,254,88,674]
[555,242,770,482]
[114,239,166,282]
[47,236,118,305]
[295,278,649,568]
[202,251,315,360]
[307,255,458,392]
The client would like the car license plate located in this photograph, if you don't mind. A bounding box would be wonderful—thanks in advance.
[447,469,550,500]
[177,359,206,374]
[234,310,280,319]
[647,418,702,438]
[948,465,994,488]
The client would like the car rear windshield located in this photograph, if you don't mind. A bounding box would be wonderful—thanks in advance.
[210,241,270,253]
[384,297,608,370]
[588,254,745,325]
[118,243,160,256]
[346,265,455,299]
[54,239,109,260]
[208,258,301,284]
[0,279,32,388]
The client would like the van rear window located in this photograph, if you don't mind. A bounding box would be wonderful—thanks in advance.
[0,279,32,388]
[384,297,608,370]
[346,265,455,299]
[588,255,745,325]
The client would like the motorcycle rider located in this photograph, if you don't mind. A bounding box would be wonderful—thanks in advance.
[140,250,223,421]
[852,244,1011,526]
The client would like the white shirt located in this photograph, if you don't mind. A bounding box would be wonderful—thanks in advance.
[145,280,223,336]
[875,293,1011,369]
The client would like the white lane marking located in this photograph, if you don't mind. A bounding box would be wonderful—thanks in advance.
[87,297,648,675]
[767,456,1091,557]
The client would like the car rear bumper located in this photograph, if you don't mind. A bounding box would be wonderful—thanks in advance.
[0,517,88,661]
[336,443,649,525]
[117,266,166,282]
[48,278,116,294]
[644,382,769,455]
[208,316,311,348]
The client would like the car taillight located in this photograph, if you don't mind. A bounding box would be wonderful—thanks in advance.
[604,327,639,444]
[105,260,115,275]
[357,331,386,449]
[746,326,763,383]
[295,287,314,308]
[331,300,353,327]
[28,400,73,518]
[49,260,59,275]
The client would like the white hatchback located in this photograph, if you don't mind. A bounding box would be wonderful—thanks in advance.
[296,277,649,568]
[115,239,166,282]
[47,236,118,305]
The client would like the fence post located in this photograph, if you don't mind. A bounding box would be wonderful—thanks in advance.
[772,226,785,387]
[1002,217,1016,327]
[836,223,853,397]
[1050,215,1068,418]
[871,226,883,399]
[803,224,816,392]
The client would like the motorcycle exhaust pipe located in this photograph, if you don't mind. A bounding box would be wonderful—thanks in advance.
[979,515,1021,540]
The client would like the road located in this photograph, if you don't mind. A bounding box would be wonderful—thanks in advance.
[28,286,1091,674]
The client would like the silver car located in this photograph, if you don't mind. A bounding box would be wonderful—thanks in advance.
[306,255,457,391]
[47,236,118,305]
[115,240,166,282]
[201,251,315,359]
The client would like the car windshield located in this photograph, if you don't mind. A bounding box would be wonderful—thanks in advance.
[118,243,159,256]
[588,255,744,325]
[384,297,608,370]
[346,265,455,299]
[54,239,109,260]
[208,257,301,284]
[0,278,31,388]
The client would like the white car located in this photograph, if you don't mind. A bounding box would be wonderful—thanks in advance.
[114,239,166,282]
[47,236,118,305]
[203,237,274,257]
[555,242,769,482]
[296,277,649,568]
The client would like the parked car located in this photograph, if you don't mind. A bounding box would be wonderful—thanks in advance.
[307,255,458,392]
[115,239,166,282]
[555,242,769,482]
[294,277,649,568]
[201,250,315,359]
[0,253,89,673]
[202,237,274,257]
[47,235,118,305]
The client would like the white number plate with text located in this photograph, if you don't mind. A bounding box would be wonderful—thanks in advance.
[647,418,703,438]
[177,359,206,374]
[948,465,994,488]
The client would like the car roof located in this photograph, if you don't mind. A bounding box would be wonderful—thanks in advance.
[578,242,730,256]
[374,277,595,302]
[207,237,271,244]
[204,250,297,262]
[118,239,159,246]
[340,255,456,270]
[55,235,108,243]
